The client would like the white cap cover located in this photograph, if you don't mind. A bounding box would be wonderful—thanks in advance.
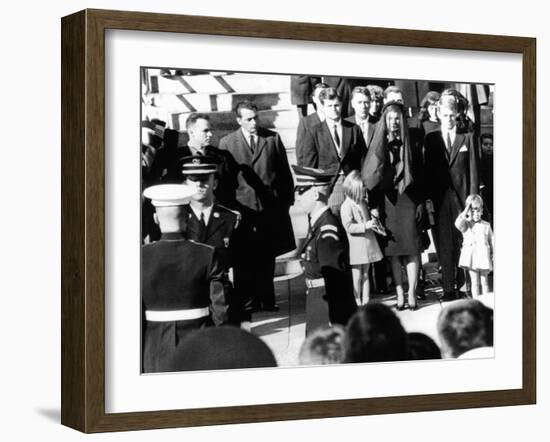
[142,184,197,207]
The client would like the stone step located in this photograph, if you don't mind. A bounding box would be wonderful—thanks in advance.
[166,127,298,157]
[174,107,300,131]
[149,91,293,114]
[144,104,301,148]
[151,71,290,95]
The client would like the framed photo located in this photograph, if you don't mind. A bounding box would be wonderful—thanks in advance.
[61,8,536,433]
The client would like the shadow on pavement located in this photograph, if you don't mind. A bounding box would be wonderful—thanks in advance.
[252,317,291,337]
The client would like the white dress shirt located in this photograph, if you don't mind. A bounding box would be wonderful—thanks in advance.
[241,128,258,150]
[188,145,205,156]
[190,204,213,226]
[441,126,457,151]
[355,116,369,144]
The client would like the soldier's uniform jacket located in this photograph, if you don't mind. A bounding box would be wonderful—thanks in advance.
[181,204,240,271]
[300,208,357,326]
[141,232,228,372]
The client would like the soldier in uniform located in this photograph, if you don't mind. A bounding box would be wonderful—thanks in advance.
[141,184,228,373]
[293,165,358,335]
[179,155,247,327]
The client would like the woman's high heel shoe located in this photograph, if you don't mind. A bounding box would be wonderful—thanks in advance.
[407,295,418,311]
[396,292,406,311]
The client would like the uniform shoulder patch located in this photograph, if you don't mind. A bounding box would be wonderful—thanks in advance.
[320,232,340,241]
[217,204,241,228]
[189,240,215,251]
[320,224,338,233]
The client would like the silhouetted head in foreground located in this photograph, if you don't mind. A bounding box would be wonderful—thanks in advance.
[407,332,442,360]
[343,303,408,363]
[437,299,494,359]
[299,325,345,365]
[168,326,277,372]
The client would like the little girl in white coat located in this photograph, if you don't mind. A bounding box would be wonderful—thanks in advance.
[340,171,383,305]
[455,194,494,297]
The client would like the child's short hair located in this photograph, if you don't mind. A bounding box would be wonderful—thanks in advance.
[466,194,484,208]
[343,170,365,205]
[298,325,345,365]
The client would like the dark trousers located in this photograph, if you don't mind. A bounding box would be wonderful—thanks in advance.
[234,228,277,314]
[370,258,388,292]
[253,253,277,308]
[432,190,464,293]
[305,286,329,336]
[142,317,211,373]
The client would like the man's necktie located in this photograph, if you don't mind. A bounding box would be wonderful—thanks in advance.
[333,125,341,154]
[446,132,453,153]
[250,135,256,153]
[199,212,207,241]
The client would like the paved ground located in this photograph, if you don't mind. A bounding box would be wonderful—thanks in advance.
[250,272,494,366]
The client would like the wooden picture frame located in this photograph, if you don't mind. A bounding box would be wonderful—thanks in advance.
[61,8,536,433]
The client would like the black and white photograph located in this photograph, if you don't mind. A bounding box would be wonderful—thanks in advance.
[140,68,495,374]
[2,0,545,438]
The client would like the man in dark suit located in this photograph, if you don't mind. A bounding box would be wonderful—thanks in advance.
[141,184,228,373]
[424,92,479,301]
[301,87,367,215]
[345,86,379,151]
[295,82,328,166]
[218,101,295,312]
[293,165,357,335]
[179,155,246,326]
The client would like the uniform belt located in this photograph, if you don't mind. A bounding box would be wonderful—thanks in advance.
[145,307,210,322]
[305,278,325,289]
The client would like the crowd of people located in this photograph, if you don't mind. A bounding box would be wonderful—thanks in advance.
[155,298,494,371]
[297,298,494,366]
[140,74,495,373]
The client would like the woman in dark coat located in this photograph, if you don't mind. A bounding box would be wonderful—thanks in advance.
[362,101,425,310]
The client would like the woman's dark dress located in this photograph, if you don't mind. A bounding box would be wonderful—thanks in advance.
[380,137,425,257]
